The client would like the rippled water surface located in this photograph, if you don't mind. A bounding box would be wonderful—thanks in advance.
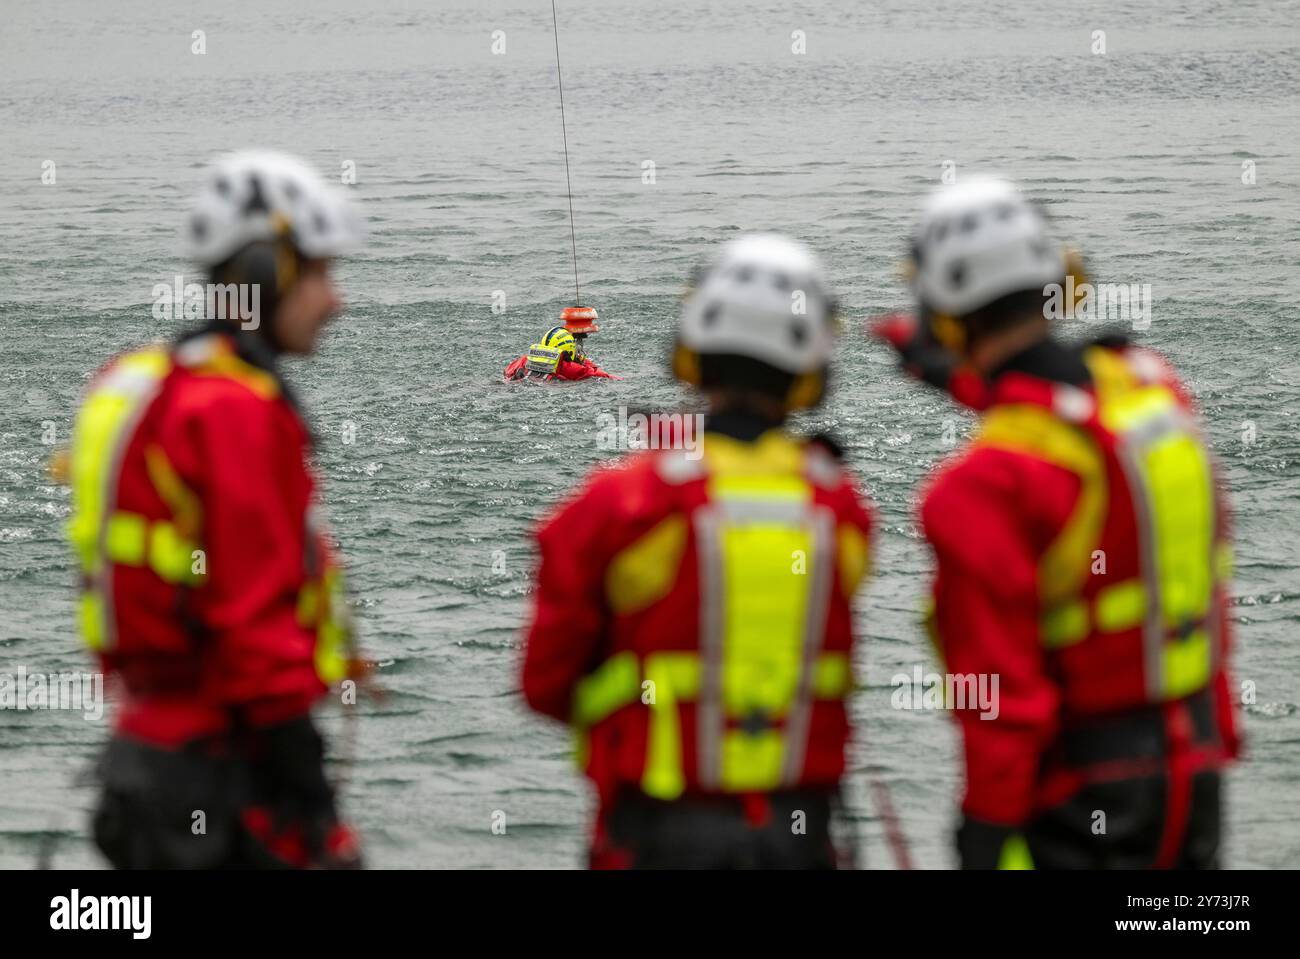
[2,0,1298,867]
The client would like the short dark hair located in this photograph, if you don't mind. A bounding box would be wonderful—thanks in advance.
[961,287,1052,342]
[698,353,797,398]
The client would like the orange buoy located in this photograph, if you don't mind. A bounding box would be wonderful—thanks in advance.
[561,305,599,334]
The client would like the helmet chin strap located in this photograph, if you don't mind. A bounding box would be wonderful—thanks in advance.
[786,369,827,411]
[207,271,284,355]
[210,227,301,355]
[926,311,967,355]
[226,316,283,363]
[707,390,788,425]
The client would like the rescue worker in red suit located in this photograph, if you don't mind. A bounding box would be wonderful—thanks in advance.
[65,150,366,869]
[504,323,615,382]
[874,177,1239,869]
[523,235,875,868]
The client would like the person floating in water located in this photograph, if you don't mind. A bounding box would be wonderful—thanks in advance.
[504,307,617,382]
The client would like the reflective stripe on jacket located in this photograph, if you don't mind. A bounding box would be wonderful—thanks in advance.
[66,332,350,742]
[922,342,1237,826]
[523,428,874,806]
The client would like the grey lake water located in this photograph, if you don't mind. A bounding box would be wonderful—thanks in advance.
[1,0,1299,868]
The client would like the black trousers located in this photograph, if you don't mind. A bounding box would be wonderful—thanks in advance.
[961,689,1226,869]
[601,789,848,869]
[1029,690,1225,869]
[1027,769,1222,869]
[92,721,348,870]
[92,736,259,869]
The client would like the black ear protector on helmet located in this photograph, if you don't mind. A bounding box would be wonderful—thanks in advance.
[209,213,302,349]
[902,239,965,355]
[784,288,838,410]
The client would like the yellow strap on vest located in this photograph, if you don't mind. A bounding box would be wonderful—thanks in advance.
[581,430,862,798]
[78,592,106,651]
[573,651,641,727]
[974,348,1220,703]
[313,568,352,685]
[68,341,349,686]
[66,347,175,650]
[144,444,202,541]
[837,523,871,598]
[1041,577,1150,648]
[640,652,693,799]
[297,565,352,685]
[67,348,173,570]
[605,515,688,616]
[976,403,1107,613]
[699,430,806,477]
[572,649,854,727]
[99,511,201,584]
[1088,349,1218,701]
[185,343,280,400]
[576,654,856,800]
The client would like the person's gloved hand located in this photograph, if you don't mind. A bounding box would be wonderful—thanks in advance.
[868,313,988,410]
[871,312,954,387]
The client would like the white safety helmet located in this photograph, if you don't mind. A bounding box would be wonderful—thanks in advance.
[185,149,364,267]
[677,233,836,376]
[911,177,1064,317]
